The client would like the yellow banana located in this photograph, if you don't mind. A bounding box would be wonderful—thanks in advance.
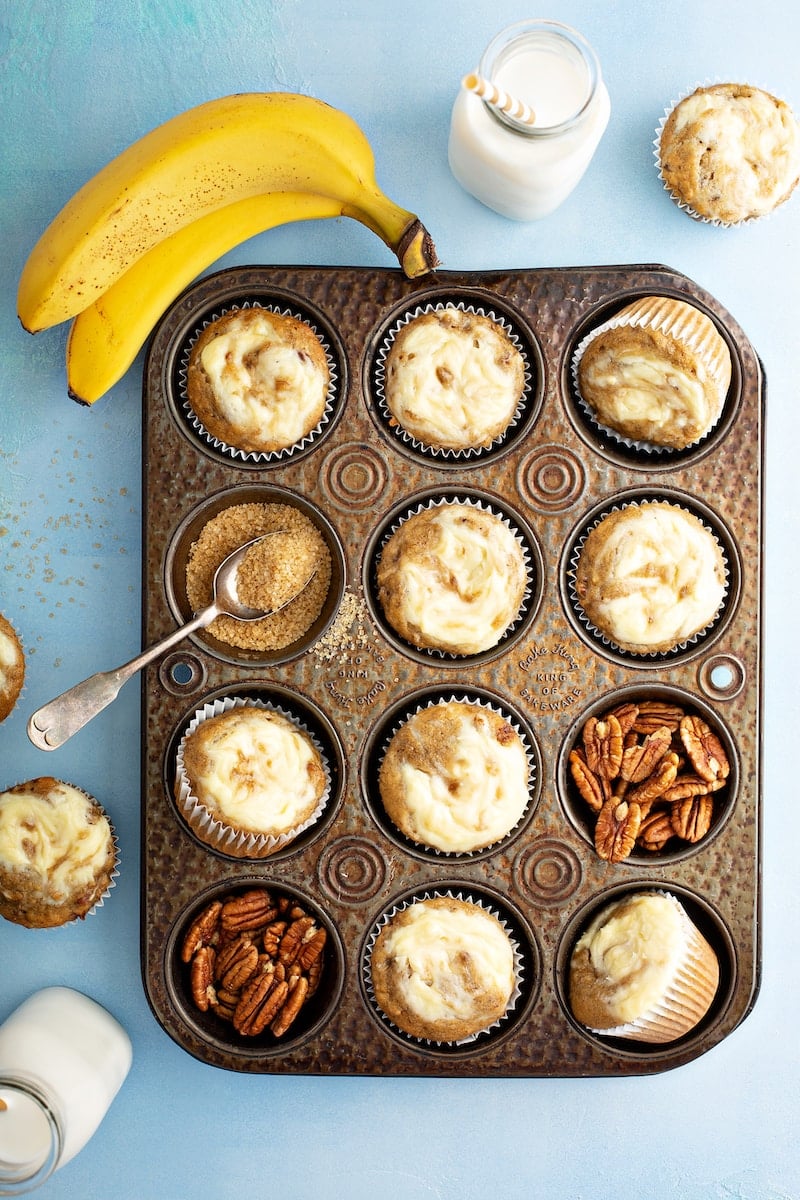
[65,190,348,405]
[18,92,438,333]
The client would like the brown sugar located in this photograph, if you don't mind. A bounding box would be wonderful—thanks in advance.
[185,502,331,650]
[236,528,320,613]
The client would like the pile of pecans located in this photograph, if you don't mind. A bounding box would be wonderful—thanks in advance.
[181,887,327,1037]
[568,699,730,863]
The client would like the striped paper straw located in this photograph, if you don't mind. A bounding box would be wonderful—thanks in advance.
[462,72,537,126]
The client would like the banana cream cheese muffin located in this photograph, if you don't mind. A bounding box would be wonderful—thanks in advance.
[376,503,527,655]
[0,614,25,721]
[658,83,800,223]
[382,307,526,450]
[569,890,719,1043]
[186,307,330,453]
[576,296,731,449]
[574,501,726,654]
[370,895,516,1041]
[378,701,530,853]
[176,704,327,857]
[0,778,117,928]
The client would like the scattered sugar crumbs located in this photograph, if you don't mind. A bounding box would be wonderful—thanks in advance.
[310,589,373,664]
[185,502,331,650]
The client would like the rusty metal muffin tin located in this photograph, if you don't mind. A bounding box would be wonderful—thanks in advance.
[140,263,763,1076]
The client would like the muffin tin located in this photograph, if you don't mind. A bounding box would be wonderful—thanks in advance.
[140,263,763,1076]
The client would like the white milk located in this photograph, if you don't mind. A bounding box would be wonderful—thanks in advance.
[0,987,132,1192]
[449,20,610,220]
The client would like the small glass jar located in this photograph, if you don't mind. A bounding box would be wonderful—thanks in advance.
[0,988,132,1194]
[448,19,611,220]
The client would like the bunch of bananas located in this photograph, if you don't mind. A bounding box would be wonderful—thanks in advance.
[16,92,439,405]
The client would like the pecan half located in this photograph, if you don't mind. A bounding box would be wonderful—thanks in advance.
[221,889,278,934]
[278,915,317,966]
[181,900,222,963]
[679,715,730,782]
[671,794,714,842]
[636,809,675,852]
[216,937,259,992]
[569,748,608,812]
[632,701,685,734]
[607,702,639,737]
[594,798,642,862]
[619,725,672,783]
[297,926,327,971]
[583,715,624,780]
[271,975,309,1037]
[626,750,680,811]
[190,946,216,1012]
[234,972,289,1037]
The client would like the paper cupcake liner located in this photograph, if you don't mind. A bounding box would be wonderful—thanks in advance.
[375,495,534,660]
[372,301,533,460]
[567,498,730,659]
[174,695,331,859]
[588,893,720,1044]
[570,296,730,456]
[376,693,535,857]
[178,301,339,463]
[654,79,798,228]
[363,889,524,1046]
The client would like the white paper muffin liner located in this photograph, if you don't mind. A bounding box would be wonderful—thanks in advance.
[363,889,524,1046]
[570,295,731,455]
[372,301,533,460]
[654,79,799,227]
[0,779,119,926]
[179,301,339,463]
[567,498,730,658]
[174,695,331,859]
[375,495,534,659]
[580,891,719,1044]
[376,693,535,857]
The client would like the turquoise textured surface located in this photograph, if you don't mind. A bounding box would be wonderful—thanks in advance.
[1,2,798,1197]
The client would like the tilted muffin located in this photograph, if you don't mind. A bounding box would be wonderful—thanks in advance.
[569,891,719,1043]
[0,614,25,721]
[378,701,530,852]
[376,503,527,655]
[186,307,330,453]
[0,778,117,928]
[574,501,726,654]
[175,703,327,858]
[370,895,516,1041]
[575,296,732,449]
[382,307,525,450]
[658,83,800,224]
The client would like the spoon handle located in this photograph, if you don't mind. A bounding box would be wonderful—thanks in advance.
[27,606,217,751]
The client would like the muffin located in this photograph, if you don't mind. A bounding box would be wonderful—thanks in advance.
[573,501,726,654]
[0,614,25,721]
[370,895,517,1041]
[186,307,330,453]
[378,701,530,852]
[382,307,526,450]
[376,502,528,655]
[175,702,327,858]
[0,778,117,928]
[658,83,800,224]
[575,296,732,449]
[569,891,720,1043]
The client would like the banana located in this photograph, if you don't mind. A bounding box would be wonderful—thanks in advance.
[18,92,438,333]
[65,191,348,404]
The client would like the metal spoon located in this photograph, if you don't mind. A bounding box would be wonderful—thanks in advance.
[27,531,315,751]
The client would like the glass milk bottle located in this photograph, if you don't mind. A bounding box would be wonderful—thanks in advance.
[448,19,611,220]
[0,987,132,1193]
